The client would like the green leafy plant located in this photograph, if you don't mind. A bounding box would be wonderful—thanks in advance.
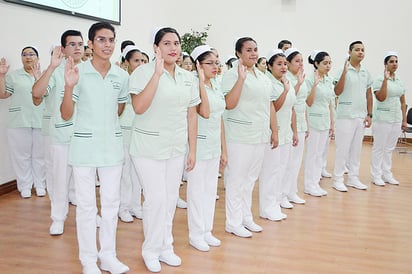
[181,24,211,54]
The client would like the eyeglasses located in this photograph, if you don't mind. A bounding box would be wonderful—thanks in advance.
[66,42,84,48]
[22,53,36,58]
[201,61,220,66]
[94,37,116,44]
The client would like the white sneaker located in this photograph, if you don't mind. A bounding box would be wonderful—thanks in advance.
[304,187,323,197]
[20,189,32,199]
[321,169,332,178]
[96,215,102,228]
[384,177,400,185]
[119,211,134,223]
[130,207,143,219]
[288,194,306,204]
[36,188,47,197]
[280,197,294,209]
[318,186,328,196]
[347,179,368,190]
[204,233,221,246]
[189,239,210,252]
[82,263,102,274]
[159,251,181,266]
[225,225,252,238]
[242,221,263,232]
[176,198,187,209]
[260,212,287,221]
[100,257,129,273]
[49,221,64,236]
[333,181,348,192]
[143,257,161,273]
[372,178,385,186]
[216,194,220,200]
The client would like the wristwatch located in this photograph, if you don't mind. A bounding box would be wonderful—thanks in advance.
[367,113,373,118]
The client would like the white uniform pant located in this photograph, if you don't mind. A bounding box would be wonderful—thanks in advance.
[73,165,122,265]
[334,118,365,182]
[322,134,331,170]
[49,144,72,222]
[44,135,53,197]
[119,145,142,213]
[225,143,265,228]
[187,157,219,241]
[371,122,401,180]
[304,129,329,190]
[132,156,184,260]
[258,144,280,217]
[285,131,305,196]
[7,128,45,192]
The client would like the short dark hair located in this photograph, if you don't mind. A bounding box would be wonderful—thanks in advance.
[278,39,292,49]
[61,30,83,48]
[235,37,256,58]
[349,41,363,51]
[88,21,115,41]
[121,40,135,52]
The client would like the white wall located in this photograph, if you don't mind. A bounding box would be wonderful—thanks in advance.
[0,0,411,184]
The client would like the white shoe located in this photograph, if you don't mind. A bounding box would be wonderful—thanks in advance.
[118,211,134,223]
[216,194,220,200]
[130,207,143,219]
[384,177,400,185]
[321,169,332,178]
[68,194,77,206]
[100,257,129,273]
[225,225,252,238]
[176,198,187,209]
[36,188,47,197]
[49,221,64,236]
[260,212,287,221]
[190,239,210,252]
[280,197,294,209]
[318,186,328,196]
[242,221,263,232]
[82,263,102,274]
[143,257,161,272]
[372,178,385,186]
[288,194,306,204]
[159,251,181,266]
[20,189,32,199]
[333,181,348,192]
[347,179,368,190]
[204,233,221,246]
[304,187,323,197]
[96,215,102,228]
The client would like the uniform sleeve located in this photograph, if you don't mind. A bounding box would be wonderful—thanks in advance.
[5,72,14,94]
[189,75,201,107]
[366,70,373,88]
[372,76,383,93]
[46,72,57,97]
[272,81,283,101]
[117,72,129,103]
[129,64,151,95]
[221,69,238,96]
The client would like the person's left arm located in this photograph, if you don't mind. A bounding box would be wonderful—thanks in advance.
[186,106,198,171]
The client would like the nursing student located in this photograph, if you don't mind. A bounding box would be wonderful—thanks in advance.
[221,37,278,238]
[259,49,294,221]
[61,22,130,274]
[129,27,200,272]
[0,47,46,198]
[186,45,227,252]
[32,30,84,236]
[371,51,406,186]
[284,47,307,205]
[117,45,144,223]
[304,51,335,197]
[333,41,373,192]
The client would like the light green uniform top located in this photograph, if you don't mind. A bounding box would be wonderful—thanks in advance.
[47,61,76,145]
[221,65,275,144]
[196,83,226,160]
[5,68,44,128]
[334,65,373,119]
[372,74,405,123]
[267,73,296,145]
[306,74,334,131]
[69,61,129,167]
[129,62,201,160]
[119,95,134,145]
[287,71,308,132]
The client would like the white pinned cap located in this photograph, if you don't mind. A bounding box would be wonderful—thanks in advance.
[190,45,211,61]
[310,50,321,62]
[266,49,284,61]
[384,51,398,60]
[122,45,140,58]
[284,47,299,59]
